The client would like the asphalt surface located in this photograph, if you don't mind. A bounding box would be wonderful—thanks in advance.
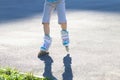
[0,0,120,80]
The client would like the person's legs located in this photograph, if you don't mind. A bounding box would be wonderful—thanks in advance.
[60,23,69,52]
[39,2,55,56]
[42,2,51,36]
[56,0,67,25]
[43,23,50,35]
[60,23,67,30]
[56,1,69,47]
[42,1,56,35]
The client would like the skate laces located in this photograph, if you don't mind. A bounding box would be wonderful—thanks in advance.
[41,36,52,51]
[61,30,69,46]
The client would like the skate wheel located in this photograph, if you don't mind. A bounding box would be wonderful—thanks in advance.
[65,46,69,52]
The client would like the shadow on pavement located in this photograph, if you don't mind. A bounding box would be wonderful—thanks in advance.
[62,54,73,80]
[39,54,57,80]
[66,0,120,12]
[0,0,44,23]
[0,0,120,23]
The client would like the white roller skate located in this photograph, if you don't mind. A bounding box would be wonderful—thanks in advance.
[38,35,52,57]
[61,30,70,52]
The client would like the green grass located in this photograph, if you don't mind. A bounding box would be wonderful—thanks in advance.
[0,67,49,80]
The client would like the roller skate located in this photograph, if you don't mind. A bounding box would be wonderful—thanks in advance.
[61,30,70,52]
[38,35,52,57]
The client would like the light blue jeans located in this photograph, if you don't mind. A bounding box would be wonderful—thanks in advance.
[42,0,67,24]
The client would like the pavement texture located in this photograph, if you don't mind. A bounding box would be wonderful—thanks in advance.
[0,0,120,80]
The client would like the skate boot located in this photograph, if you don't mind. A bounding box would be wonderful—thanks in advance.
[61,30,70,52]
[38,35,52,57]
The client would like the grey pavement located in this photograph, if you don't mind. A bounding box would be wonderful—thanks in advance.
[0,0,120,80]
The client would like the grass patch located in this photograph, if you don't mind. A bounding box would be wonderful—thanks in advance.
[0,67,49,80]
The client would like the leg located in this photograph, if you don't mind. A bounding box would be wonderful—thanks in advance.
[60,23,67,30]
[56,1,70,51]
[60,23,69,52]
[56,1,67,25]
[43,23,50,35]
[42,2,56,35]
[38,2,55,57]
